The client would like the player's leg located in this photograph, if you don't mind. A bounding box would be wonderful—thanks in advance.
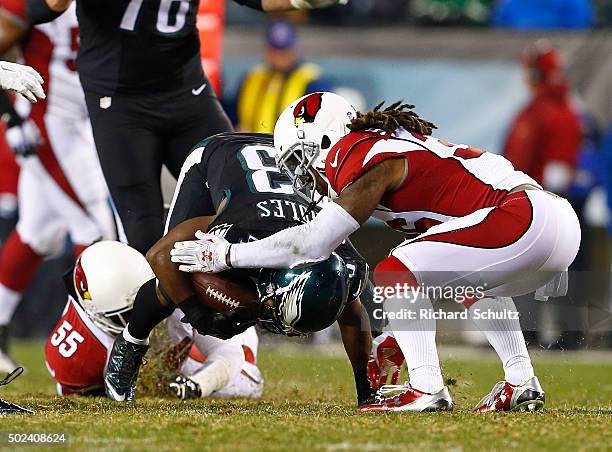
[164,310,245,399]
[0,159,67,371]
[45,114,116,242]
[162,85,232,179]
[84,91,165,254]
[358,255,452,413]
[392,190,579,411]
[127,147,219,343]
[211,333,264,399]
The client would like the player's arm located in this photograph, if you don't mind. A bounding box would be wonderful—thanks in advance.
[235,0,348,12]
[0,11,44,102]
[0,11,26,54]
[337,298,375,406]
[147,216,216,306]
[171,158,406,272]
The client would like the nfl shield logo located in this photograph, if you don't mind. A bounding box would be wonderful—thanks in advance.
[99,96,112,109]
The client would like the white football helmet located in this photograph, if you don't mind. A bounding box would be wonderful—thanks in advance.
[274,92,356,200]
[73,241,154,335]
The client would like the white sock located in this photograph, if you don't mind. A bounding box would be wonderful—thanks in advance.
[123,326,149,346]
[469,297,534,385]
[189,356,232,397]
[0,284,21,326]
[386,293,444,393]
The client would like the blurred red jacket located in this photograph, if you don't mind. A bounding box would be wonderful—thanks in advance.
[503,84,581,186]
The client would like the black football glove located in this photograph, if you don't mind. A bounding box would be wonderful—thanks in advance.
[208,305,258,340]
[179,296,214,336]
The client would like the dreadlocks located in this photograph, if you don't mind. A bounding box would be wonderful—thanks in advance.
[348,100,437,136]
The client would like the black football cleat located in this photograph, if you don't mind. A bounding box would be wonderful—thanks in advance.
[0,367,33,415]
[0,398,33,415]
[169,375,202,400]
[104,335,148,402]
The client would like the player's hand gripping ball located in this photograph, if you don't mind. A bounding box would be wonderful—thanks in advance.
[170,230,230,273]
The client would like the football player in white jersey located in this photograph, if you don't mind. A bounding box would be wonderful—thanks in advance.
[0,0,115,372]
[173,92,581,412]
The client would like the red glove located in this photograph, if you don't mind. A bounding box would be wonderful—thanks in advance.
[367,332,405,390]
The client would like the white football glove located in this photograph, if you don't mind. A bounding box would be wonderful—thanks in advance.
[290,0,348,10]
[0,62,45,103]
[170,230,230,273]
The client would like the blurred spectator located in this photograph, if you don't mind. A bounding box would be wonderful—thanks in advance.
[504,41,585,349]
[230,20,334,132]
[492,0,594,29]
[504,42,581,194]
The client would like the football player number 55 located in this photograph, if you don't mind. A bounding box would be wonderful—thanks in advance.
[121,0,191,34]
[50,321,84,358]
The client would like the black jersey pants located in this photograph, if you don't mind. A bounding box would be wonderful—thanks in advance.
[84,82,232,254]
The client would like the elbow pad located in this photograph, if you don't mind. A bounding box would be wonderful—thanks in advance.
[26,0,63,25]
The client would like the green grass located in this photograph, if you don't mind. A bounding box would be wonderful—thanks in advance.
[1,340,611,451]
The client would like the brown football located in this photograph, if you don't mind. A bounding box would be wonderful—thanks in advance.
[191,270,259,313]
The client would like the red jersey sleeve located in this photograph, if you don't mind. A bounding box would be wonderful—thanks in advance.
[326,131,395,194]
[0,0,28,28]
[45,298,111,395]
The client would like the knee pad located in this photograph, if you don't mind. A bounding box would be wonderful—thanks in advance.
[373,256,418,289]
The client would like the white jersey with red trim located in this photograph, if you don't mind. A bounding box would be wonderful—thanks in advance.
[325,128,540,236]
[45,297,112,396]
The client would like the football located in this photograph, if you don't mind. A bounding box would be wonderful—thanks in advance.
[191,270,259,313]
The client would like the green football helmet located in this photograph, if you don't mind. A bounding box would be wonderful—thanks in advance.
[257,253,350,336]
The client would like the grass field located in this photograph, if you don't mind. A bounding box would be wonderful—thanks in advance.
[0,341,611,451]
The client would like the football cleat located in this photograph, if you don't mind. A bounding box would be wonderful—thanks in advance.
[169,375,202,400]
[357,383,453,413]
[475,376,545,412]
[367,332,404,390]
[0,367,33,415]
[104,335,148,402]
[0,398,33,415]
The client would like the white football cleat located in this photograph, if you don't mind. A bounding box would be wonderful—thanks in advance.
[475,376,545,412]
[358,383,453,413]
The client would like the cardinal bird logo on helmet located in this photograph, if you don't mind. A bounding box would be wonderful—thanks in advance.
[74,257,91,301]
[293,93,323,125]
